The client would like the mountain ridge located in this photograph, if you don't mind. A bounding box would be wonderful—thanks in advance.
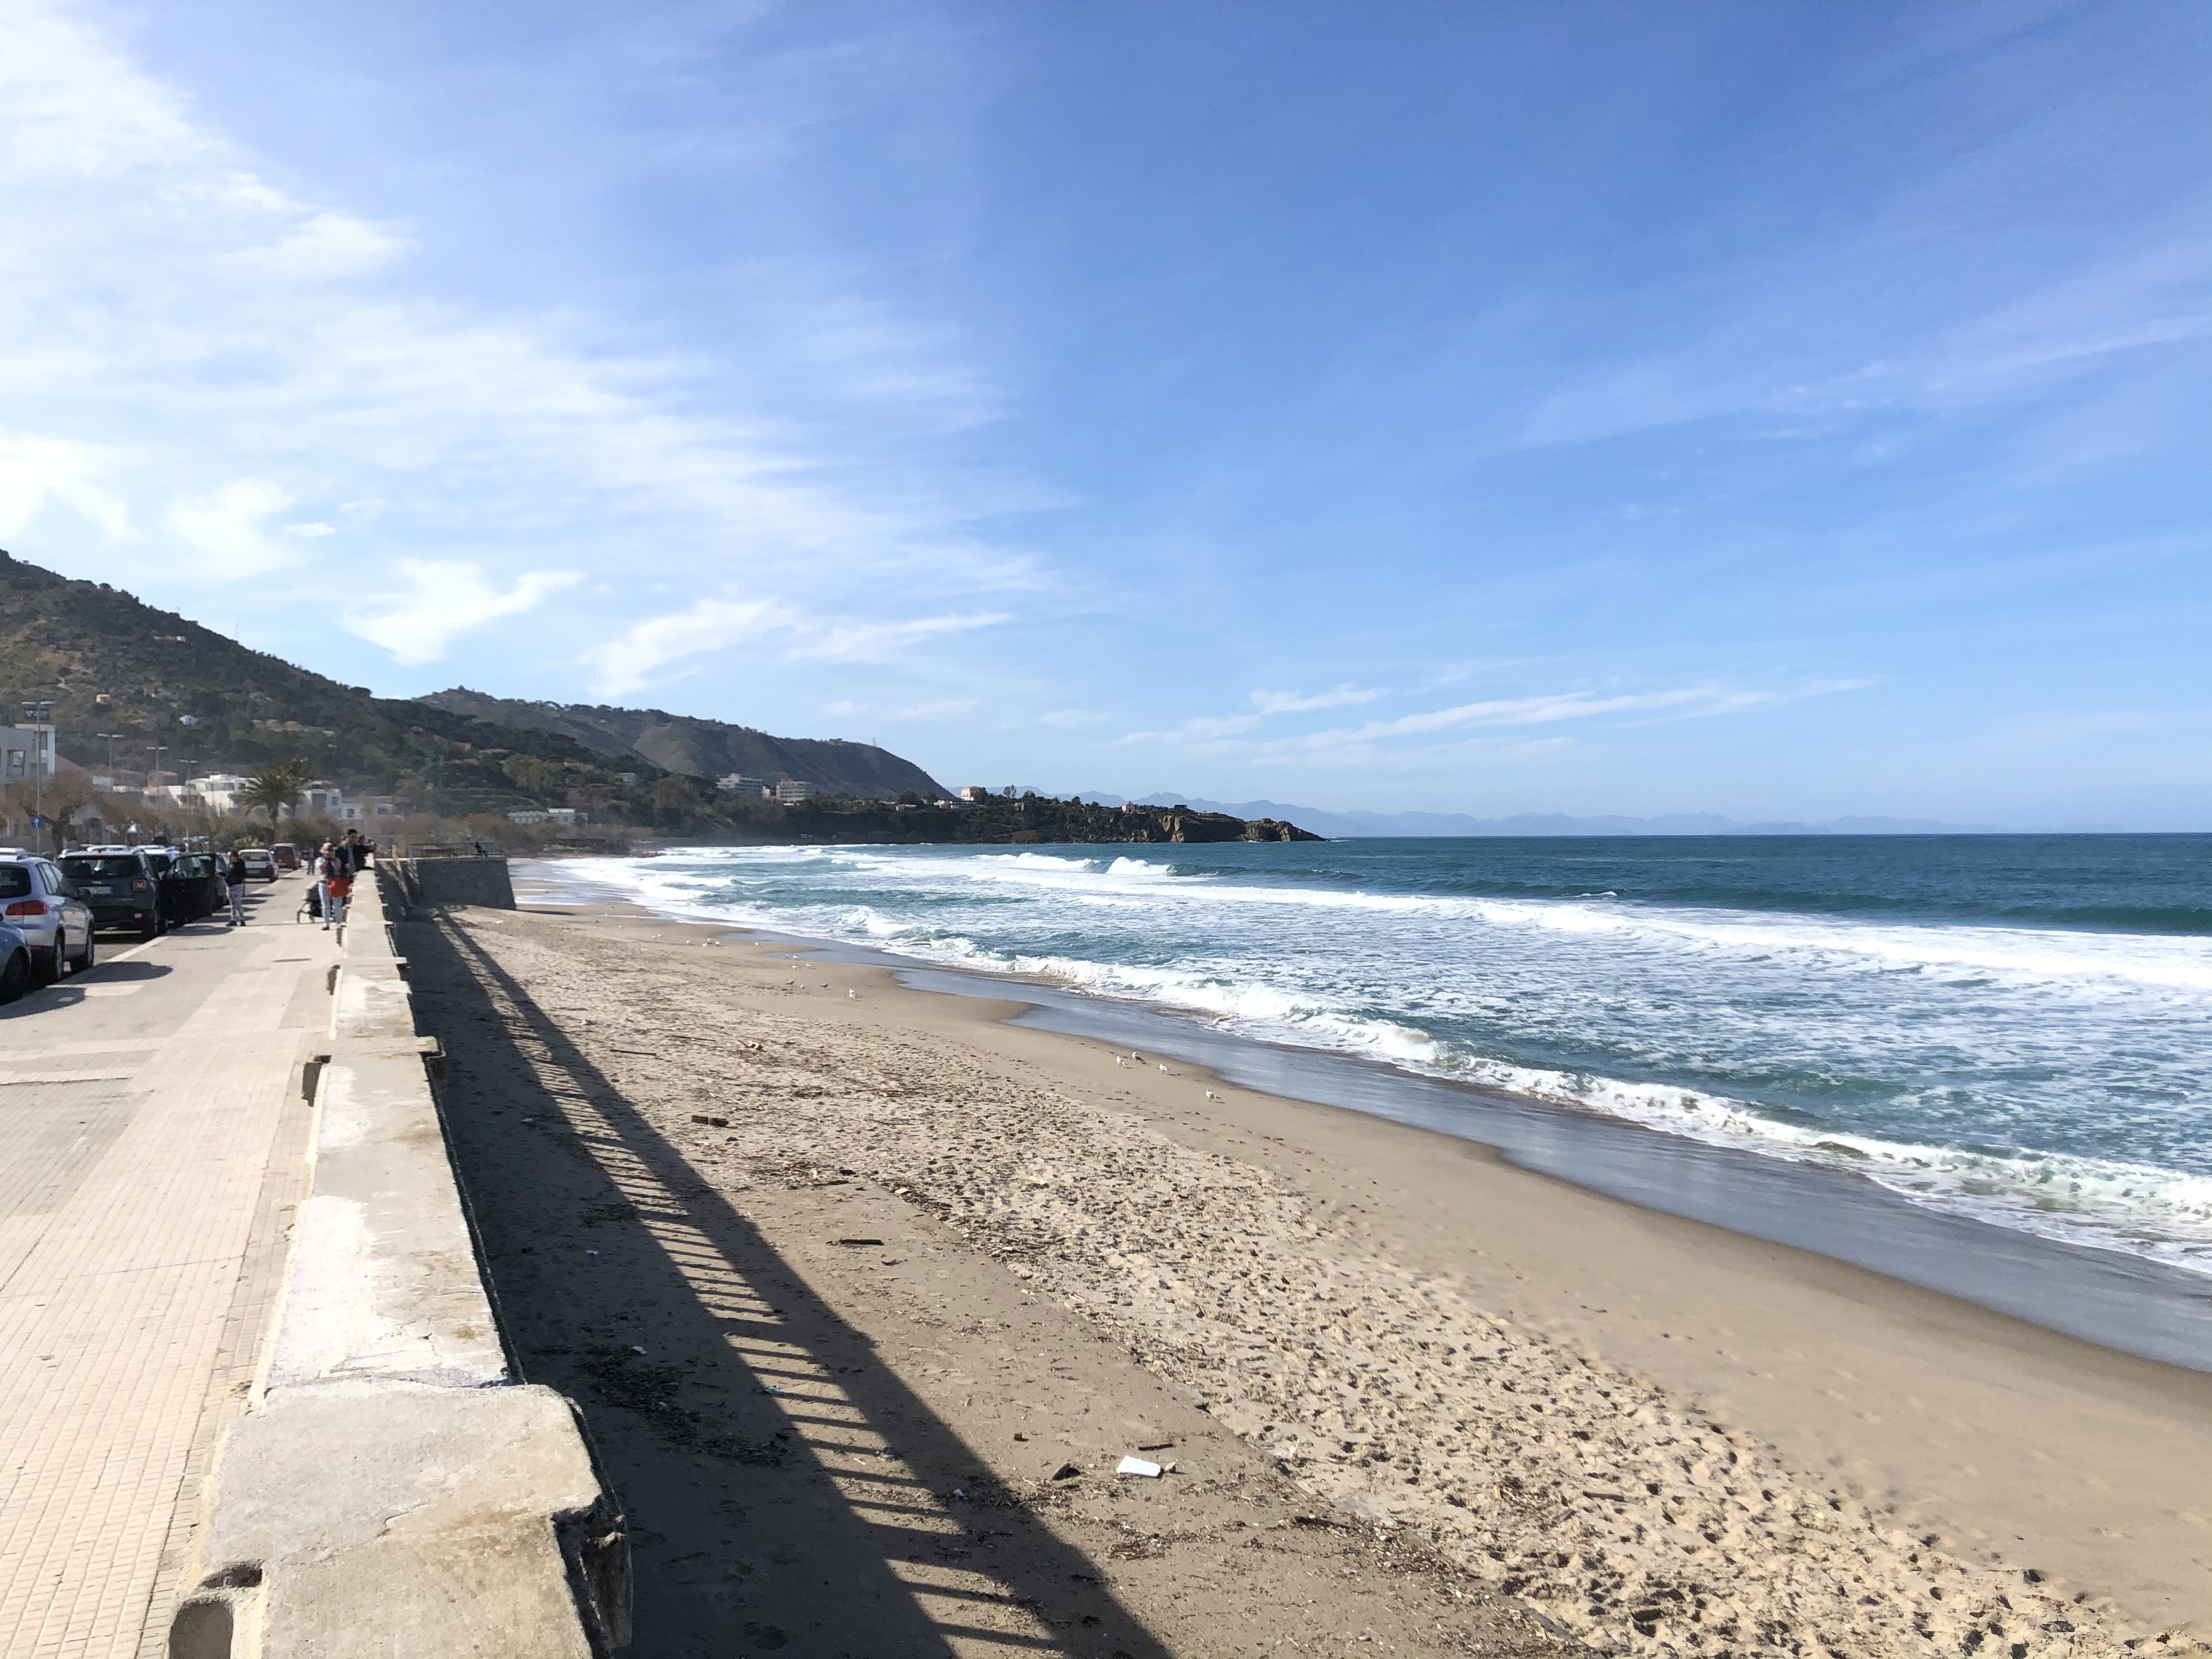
[0,547,944,805]
[418,687,945,800]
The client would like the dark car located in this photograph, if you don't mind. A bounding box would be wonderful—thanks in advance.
[0,919,33,1003]
[164,853,226,921]
[59,850,168,941]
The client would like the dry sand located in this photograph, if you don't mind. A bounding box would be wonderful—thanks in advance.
[404,897,2211,1658]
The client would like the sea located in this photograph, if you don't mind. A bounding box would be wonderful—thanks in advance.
[554,833,2212,1349]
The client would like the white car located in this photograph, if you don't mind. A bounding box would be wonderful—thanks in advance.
[238,848,278,883]
[0,856,96,984]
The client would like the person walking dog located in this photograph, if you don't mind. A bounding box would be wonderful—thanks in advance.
[225,849,249,926]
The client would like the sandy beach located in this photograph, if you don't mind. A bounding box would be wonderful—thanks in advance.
[403,892,2211,1658]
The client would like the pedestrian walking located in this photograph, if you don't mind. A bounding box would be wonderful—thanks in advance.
[313,842,340,931]
[325,854,353,929]
[225,849,248,926]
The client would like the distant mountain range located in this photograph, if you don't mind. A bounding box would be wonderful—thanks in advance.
[418,688,945,800]
[1068,793,2006,838]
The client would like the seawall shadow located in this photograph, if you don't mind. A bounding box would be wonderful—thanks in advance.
[408,914,1168,1659]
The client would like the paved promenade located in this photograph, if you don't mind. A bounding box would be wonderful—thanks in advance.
[0,872,337,1659]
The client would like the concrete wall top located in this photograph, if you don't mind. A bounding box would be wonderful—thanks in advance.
[176,863,628,1656]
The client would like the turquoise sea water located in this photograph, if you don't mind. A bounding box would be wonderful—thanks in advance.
[576,834,2212,1274]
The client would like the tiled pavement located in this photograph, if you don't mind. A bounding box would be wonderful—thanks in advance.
[0,878,336,1659]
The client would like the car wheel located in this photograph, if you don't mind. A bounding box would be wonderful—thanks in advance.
[0,948,29,1004]
[74,932,95,973]
[39,943,66,986]
[140,914,162,942]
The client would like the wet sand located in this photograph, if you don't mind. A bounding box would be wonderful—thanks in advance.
[409,897,2211,1656]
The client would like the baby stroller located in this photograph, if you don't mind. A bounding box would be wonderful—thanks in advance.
[297,885,322,924]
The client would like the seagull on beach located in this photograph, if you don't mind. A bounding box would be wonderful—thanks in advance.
[1205,1090,1220,1100]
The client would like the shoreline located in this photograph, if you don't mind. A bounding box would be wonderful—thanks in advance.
[498,866,2212,1645]
[520,858,2212,1373]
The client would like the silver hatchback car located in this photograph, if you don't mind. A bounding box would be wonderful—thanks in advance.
[0,855,96,984]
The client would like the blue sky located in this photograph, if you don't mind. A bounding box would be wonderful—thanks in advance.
[1,0,2206,826]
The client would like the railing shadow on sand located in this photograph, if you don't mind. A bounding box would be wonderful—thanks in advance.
[409,914,1170,1659]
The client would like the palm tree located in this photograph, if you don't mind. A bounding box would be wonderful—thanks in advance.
[239,759,309,824]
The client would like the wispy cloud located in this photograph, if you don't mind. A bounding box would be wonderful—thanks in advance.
[585,596,1010,695]
[345,561,582,665]
[1278,682,1869,752]
[169,479,295,578]
[1129,680,1869,757]
[0,428,129,540]
[589,596,799,696]
[788,612,1011,664]
[1249,684,1387,714]
[0,0,1041,668]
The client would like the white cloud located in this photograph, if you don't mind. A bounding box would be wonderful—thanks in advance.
[168,478,294,577]
[1275,681,1869,754]
[786,611,1011,663]
[235,211,415,281]
[284,521,335,538]
[0,0,1042,651]
[898,698,979,719]
[0,428,129,538]
[345,560,582,665]
[1249,684,1387,714]
[588,595,798,696]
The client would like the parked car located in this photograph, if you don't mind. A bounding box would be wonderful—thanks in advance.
[271,844,301,872]
[0,855,96,983]
[0,919,35,1003]
[238,848,278,882]
[58,849,167,941]
[165,852,226,921]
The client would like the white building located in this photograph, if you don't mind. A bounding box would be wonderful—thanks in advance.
[774,779,819,804]
[301,782,345,816]
[0,724,55,783]
[717,773,769,795]
[336,796,403,823]
[959,785,991,802]
[507,809,550,825]
[184,773,252,812]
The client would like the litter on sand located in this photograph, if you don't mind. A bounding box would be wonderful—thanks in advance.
[1050,1462,1083,1480]
[831,1238,885,1246]
[691,1114,730,1127]
[1116,1456,1163,1478]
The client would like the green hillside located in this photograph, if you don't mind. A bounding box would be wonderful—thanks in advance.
[0,550,617,787]
[418,688,947,798]
[0,550,942,831]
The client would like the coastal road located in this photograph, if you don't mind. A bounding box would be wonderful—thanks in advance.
[0,873,335,1659]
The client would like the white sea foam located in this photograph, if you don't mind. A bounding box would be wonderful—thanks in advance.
[557,844,2212,1273]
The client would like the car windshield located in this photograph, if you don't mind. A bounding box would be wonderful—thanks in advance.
[61,857,141,880]
[0,865,32,899]
[174,855,214,877]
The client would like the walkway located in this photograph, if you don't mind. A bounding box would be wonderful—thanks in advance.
[0,873,337,1659]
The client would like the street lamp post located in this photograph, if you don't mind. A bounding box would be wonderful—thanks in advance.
[21,701,53,855]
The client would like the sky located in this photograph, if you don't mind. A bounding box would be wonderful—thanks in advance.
[1,0,2206,827]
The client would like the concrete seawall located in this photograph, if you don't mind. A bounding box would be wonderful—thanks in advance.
[171,866,628,1657]
[394,857,518,911]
